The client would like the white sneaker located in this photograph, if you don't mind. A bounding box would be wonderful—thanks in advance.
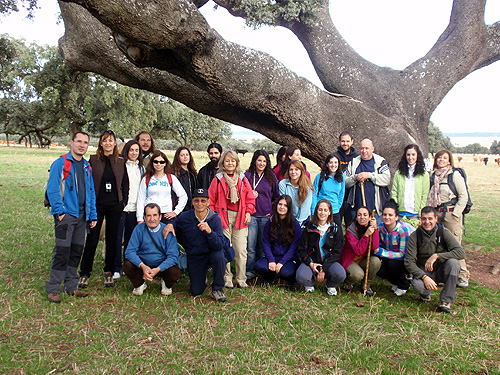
[457,279,469,288]
[132,283,147,296]
[391,285,398,292]
[327,287,337,296]
[113,272,121,280]
[161,280,172,296]
[393,288,408,297]
[224,279,234,288]
[304,286,314,293]
[237,281,249,288]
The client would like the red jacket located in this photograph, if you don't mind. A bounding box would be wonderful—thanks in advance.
[208,172,255,230]
[339,222,380,270]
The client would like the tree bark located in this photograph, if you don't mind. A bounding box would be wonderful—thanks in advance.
[57,0,500,168]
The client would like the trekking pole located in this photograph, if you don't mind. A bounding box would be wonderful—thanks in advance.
[363,209,377,296]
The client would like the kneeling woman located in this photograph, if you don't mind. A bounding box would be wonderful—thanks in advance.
[296,199,346,295]
[375,199,412,296]
[339,206,381,296]
[254,195,301,287]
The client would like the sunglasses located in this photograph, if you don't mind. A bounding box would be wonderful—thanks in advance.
[101,130,116,136]
[153,160,166,165]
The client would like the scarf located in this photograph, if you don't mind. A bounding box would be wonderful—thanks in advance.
[316,223,330,237]
[223,172,240,204]
[427,165,452,207]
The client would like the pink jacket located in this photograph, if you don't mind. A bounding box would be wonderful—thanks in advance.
[208,172,256,230]
[339,222,380,270]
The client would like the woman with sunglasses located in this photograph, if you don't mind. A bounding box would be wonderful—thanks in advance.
[136,150,187,224]
[79,130,129,289]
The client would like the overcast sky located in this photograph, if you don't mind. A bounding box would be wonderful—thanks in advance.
[1,0,499,135]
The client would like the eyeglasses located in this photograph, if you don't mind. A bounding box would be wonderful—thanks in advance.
[153,160,166,165]
[101,130,116,136]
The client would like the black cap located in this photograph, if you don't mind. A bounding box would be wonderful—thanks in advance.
[193,188,209,198]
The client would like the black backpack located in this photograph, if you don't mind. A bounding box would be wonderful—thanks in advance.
[416,223,446,251]
[430,168,473,215]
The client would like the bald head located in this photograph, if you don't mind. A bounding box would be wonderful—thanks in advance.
[359,139,374,160]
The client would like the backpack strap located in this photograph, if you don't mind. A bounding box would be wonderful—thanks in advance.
[416,223,446,253]
[145,225,167,256]
[145,176,151,198]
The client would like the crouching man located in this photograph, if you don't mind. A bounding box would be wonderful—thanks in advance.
[124,203,180,296]
[173,188,232,302]
[404,206,465,313]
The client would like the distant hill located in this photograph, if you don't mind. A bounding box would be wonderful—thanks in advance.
[444,132,500,137]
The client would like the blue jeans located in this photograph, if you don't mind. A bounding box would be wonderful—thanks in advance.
[246,216,269,277]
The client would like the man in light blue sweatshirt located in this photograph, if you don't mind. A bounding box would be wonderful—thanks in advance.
[124,203,180,296]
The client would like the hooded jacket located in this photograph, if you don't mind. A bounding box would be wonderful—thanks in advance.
[297,220,343,269]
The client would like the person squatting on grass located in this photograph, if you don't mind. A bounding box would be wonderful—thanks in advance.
[296,199,346,296]
[254,194,301,288]
[244,150,279,279]
[209,150,256,289]
[404,206,465,313]
[173,188,233,302]
[45,132,97,303]
[375,199,412,297]
[79,130,129,289]
[339,206,381,296]
[124,203,181,296]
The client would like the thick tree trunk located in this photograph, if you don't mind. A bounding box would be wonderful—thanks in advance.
[57,0,500,168]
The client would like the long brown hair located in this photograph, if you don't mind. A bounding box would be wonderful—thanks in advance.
[433,149,454,170]
[285,160,313,206]
[270,194,296,245]
[121,140,143,167]
[144,150,173,178]
[172,146,197,178]
[96,130,119,161]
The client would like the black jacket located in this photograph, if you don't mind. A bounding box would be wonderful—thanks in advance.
[336,146,360,172]
[197,161,218,190]
[297,220,344,269]
[177,168,197,212]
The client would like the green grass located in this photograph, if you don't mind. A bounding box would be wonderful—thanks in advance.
[0,146,499,374]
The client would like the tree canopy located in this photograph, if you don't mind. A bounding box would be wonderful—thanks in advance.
[52,0,500,167]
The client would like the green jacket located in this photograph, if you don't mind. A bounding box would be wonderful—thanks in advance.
[404,224,465,279]
[391,170,430,214]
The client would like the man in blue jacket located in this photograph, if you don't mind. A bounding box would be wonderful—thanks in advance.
[175,188,230,302]
[124,203,181,296]
[45,131,98,303]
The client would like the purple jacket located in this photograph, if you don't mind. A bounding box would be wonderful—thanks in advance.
[262,218,302,265]
[245,171,279,217]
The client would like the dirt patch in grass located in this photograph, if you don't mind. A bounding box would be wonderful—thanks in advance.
[465,246,500,289]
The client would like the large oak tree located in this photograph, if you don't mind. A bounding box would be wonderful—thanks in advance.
[56,0,500,167]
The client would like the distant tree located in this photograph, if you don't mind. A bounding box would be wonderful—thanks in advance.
[490,140,500,155]
[428,122,456,154]
[456,143,489,155]
[251,138,281,153]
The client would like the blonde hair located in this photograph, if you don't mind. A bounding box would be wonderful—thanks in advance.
[218,150,242,175]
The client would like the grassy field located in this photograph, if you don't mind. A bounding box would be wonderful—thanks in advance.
[0,146,499,374]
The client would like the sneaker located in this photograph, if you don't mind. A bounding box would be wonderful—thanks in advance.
[327,287,338,296]
[391,285,398,292]
[237,281,249,288]
[394,288,408,297]
[132,283,147,296]
[343,282,353,292]
[47,292,61,303]
[246,272,255,280]
[104,272,114,287]
[439,301,451,313]
[113,272,121,280]
[457,279,469,288]
[161,280,172,296]
[211,290,227,302]
[304,286,315,293]
[362,286,374,296]
[65,289,88,297]
[224,279,234,288]
[78,275,89,289]
[420,294,431,303]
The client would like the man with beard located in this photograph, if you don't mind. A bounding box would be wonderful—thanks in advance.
[134,131,156,168]
[197,143,222,190]
[336,131,360,227]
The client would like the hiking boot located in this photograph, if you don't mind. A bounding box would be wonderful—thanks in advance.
[224,279,234,288]
[65,289,88,297]
[361,286,374,296]
[161,280,172,296]
[237,281,249,288]
[393,288,408,297]
[439,301,451,313]
[343,282,353,292]
[104,272,114,287]
[47,292,61,303]
[457,279,469,288]
[132,283,147,296]
[327,287,338,296]
[212,290,227,302]
[420,294,431,303]
[78,275,89,289]
[304,286,315,293]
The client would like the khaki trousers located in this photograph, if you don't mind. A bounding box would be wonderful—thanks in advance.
[223,210,248,284]
[440,209,470,282]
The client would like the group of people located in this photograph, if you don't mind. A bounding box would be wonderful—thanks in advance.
[45,130,468,313]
